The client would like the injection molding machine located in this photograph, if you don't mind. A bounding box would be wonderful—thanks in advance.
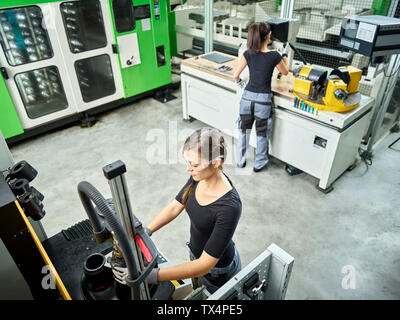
[0,0,176,143]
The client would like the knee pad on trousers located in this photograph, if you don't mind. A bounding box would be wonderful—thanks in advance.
[255,117,268,137]
[240,114,254,133]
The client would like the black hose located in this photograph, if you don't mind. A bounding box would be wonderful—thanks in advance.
[77,183,104,235]
[289,42,308,65]
[77,181,140,299]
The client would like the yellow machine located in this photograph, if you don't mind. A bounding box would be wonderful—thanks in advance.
[293,77,313,96]
[293,65,328,100]
[292,65,362,114]
[322,78,348,108]
[329,66,362,94]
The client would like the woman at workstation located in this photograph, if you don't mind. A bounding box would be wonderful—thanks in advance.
[233,22,290,172]
[145,128,242,294]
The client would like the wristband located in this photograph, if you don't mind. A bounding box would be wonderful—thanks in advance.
[282,53,288,58]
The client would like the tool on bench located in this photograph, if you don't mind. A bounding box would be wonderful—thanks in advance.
[218,65,232,72]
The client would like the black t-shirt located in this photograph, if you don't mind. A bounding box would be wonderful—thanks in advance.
[243,50,282,94]
[175,174,242,268]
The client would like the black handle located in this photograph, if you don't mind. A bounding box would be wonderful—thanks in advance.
[1,67,9,80]
[288,42,308,65]
[125,228,158,289]
[112,44,118,54]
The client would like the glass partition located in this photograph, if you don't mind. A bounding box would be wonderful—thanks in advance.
[292,0,375,71]
[173,0,283,56]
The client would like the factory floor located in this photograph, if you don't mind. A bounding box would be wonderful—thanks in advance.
[9,85,400,300]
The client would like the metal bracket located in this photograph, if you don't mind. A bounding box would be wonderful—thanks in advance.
[102,160,151,300]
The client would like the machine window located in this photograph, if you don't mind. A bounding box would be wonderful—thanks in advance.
[74,54,116,103]
[112,0,135,33]
[156,46,166,67]
[60,0,107,54]
[15,66,68,119]
[0,6,54,66]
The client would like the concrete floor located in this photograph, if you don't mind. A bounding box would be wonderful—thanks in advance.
[9,87,400,300]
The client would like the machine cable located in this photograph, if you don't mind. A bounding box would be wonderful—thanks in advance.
[77,181,142,299]
[358,147,373,168]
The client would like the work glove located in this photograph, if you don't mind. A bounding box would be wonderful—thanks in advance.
[281,42,290,58]
[236,79,246,89]
[146,267,159,284]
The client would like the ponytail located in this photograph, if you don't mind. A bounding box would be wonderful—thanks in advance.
[182,181,195,207]
[247,22,271,54]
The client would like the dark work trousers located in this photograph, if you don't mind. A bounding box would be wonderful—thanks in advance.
[236,90,274,170]
[187,242,242,294]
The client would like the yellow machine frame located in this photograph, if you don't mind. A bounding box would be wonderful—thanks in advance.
[292,65,362,113]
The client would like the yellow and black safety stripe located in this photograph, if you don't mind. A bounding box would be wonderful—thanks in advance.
[15,201,72,300]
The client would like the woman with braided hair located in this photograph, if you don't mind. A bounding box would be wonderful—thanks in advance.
[234,22,289,172]
[145,127,242,293]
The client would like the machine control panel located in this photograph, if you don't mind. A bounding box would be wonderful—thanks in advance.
[117,33,141,68]
[339,15,400,59]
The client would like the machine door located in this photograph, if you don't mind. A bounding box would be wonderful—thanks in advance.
[0,4,78,129]
[55,0,123,112]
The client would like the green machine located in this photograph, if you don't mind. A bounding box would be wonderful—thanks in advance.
[0,0,177,143]
[0,77,24,140]
[372,0,392,15]
[109,0,173,98]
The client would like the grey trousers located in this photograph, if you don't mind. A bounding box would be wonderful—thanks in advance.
[237,90,274,170]
[188,244,242,294]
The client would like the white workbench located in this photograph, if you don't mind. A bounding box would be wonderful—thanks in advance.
[181,52,374,192]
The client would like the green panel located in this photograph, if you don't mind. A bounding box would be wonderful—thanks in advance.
[0,77,24,139]
[169,10,178,57]
[109,0,172,99]
[275,0,282,12]
[371,0,392,15]
[169,0,183,56]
